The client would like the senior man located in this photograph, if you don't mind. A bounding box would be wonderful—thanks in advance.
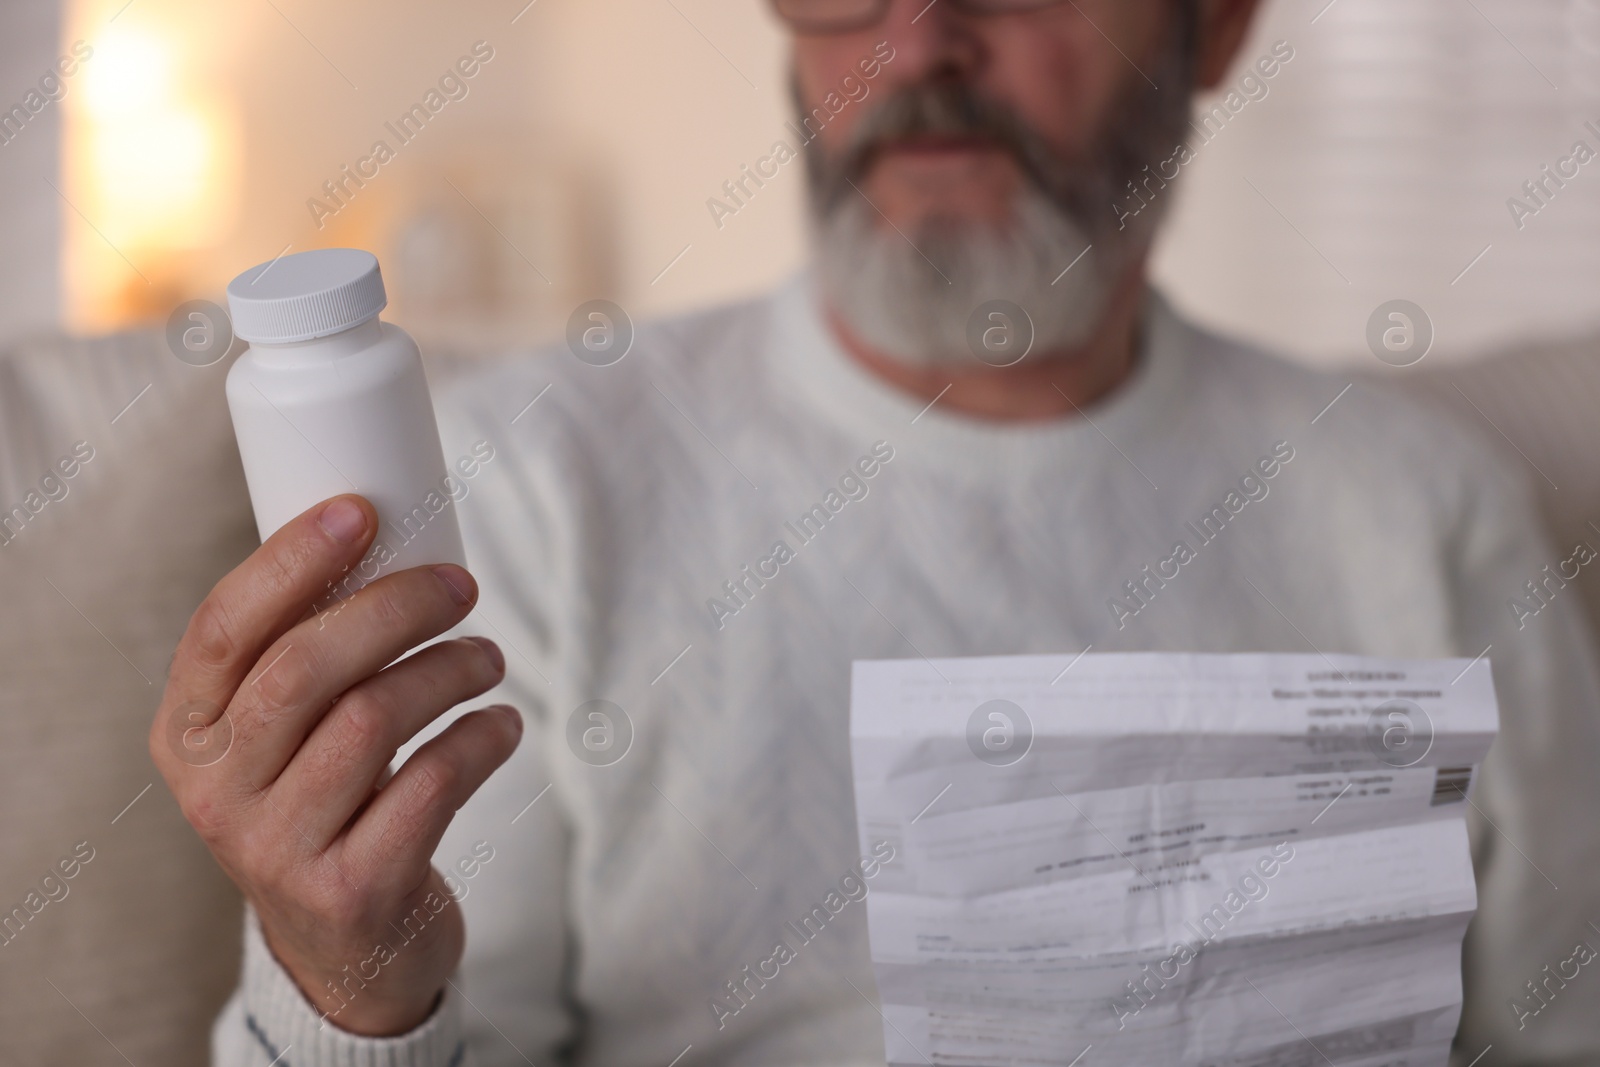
[157,0,1600,1064]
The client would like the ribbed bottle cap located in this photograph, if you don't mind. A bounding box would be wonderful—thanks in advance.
[226,248,387,344]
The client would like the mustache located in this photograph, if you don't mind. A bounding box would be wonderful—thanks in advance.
[812,79,1069,214]
[803,2,1200,227]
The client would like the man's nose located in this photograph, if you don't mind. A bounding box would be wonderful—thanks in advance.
[876,0,986,85]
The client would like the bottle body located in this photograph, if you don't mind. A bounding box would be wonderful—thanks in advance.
[225,316,466,599]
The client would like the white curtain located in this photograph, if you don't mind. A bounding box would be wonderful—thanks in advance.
[1153,0,1600,366]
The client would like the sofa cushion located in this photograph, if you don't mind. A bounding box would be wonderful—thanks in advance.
[1394,334,1600,642]
[0,329,257,1065]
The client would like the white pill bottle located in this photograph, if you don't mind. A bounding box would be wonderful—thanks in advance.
[224,248,466,595]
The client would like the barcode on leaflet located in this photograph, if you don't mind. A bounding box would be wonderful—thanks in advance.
[1432,766,1473,806]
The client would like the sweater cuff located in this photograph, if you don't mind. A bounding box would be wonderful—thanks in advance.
[239,905,466,1067]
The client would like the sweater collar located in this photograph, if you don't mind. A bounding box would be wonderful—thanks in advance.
[763,268,1192,484]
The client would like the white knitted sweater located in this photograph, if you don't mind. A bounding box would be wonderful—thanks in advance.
[214,275,1600,1067]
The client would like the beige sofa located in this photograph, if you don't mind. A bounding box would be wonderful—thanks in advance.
[1396,332,1600,644]
[0,330,256,1065]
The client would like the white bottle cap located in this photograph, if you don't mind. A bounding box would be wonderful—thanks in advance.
[226,248,388,344]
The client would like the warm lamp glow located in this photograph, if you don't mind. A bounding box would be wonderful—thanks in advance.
[64,8,240,329]
[89,104,235,248]
[79,25,173,119]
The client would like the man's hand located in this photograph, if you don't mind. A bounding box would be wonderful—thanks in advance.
[150,494,522,1035]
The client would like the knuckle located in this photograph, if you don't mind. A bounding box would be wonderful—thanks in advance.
[295,860,354,909]
[262,532,323,598]
[248,644,313,715]
[186,597,240,669]
[184,535,328,674]
[232,822,278,876]
[330,688,394,753]
[409,758,461,812]
[179,788,232,845]
[365,582,412,634]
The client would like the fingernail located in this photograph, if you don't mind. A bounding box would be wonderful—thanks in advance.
[318,498,367,544]
[433,564,476,605]
[467,636,504,672]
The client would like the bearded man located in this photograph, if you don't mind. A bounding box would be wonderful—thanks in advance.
[157,1,1600,1064]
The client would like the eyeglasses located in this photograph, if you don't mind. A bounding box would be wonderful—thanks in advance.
[770,0,1070,35]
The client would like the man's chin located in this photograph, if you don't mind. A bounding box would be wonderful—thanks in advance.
[814,190,1114,370]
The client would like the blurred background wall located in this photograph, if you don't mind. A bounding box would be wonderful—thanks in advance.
[1,0,1598,364]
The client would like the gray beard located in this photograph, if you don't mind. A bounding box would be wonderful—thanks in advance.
[804,18,1196,368]
[815,184,1120,364]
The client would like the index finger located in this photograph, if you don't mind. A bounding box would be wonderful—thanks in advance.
[159,494,378,737]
